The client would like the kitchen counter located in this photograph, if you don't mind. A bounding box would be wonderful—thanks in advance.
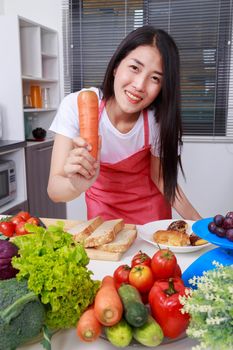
[0,139,26,153]
[18,223,215,350]
[26,137,54,148]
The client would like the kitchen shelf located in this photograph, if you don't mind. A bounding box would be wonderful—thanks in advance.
[41,53,58,59]
[22,75,58,83]
[24,108,57,113]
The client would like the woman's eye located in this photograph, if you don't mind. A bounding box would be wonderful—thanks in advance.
[130,65,139,72]
[152,76,160,84]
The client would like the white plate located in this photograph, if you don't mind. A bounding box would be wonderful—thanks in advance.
[137,219,211,253]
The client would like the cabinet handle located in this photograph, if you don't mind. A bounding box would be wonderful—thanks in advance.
[37,146,52,152]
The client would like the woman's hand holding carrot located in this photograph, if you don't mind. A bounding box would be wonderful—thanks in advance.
[63,136,101,192]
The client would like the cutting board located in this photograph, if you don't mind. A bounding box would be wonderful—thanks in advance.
[41,218,135,261]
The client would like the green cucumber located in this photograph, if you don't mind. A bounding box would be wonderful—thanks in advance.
[133,315,164,347]
[118,284,148,327]
[105,318,133,347]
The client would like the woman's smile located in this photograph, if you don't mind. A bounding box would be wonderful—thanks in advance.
[125,90,143,103]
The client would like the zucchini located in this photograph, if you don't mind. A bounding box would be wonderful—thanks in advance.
[118,284,148,327]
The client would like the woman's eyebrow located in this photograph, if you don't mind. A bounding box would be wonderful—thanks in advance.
[131,58,163,76]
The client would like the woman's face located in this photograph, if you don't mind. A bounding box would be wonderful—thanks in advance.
[113,45,163,116]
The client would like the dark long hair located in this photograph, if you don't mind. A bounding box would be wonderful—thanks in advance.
[101,25,183,203]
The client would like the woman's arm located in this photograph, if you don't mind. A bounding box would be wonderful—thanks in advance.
[150,155,202,221]
[47,133,100,202]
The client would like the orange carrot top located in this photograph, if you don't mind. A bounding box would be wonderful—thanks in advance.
[77,90,99,159]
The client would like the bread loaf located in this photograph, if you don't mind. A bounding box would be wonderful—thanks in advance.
[84,219,124,247]
[68,216,103,242]
[96,228,137,253]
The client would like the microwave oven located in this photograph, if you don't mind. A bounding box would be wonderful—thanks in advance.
[0,160,16,207]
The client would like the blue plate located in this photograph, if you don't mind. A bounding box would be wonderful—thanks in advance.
[192,217,233,250]
[182,247,233,287]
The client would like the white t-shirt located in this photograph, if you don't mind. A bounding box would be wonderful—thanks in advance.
[50,87,160,163]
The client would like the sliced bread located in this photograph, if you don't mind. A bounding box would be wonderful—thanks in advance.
[84,218,124,247]
[68,216,103,242]
[96,228,137,253]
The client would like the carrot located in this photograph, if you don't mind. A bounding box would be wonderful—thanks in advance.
[77,90,99,159]
[94,275,123,326]
[77,307,102,342]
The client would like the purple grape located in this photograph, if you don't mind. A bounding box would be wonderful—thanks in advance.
[214,214,224,227]
[225,211,233,220]
[226,228,233,242]
[223,217,233,230]
[215,226,226,238]
[208,221,217,233]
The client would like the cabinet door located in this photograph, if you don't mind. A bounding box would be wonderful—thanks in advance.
[25,142,66,218]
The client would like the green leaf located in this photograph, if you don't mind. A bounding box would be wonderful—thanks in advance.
[40,325,52,350]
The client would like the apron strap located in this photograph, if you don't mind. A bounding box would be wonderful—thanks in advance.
[143,109,149,147]
[99,99,105,119]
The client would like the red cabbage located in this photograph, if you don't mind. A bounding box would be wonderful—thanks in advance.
[0,240,19,280]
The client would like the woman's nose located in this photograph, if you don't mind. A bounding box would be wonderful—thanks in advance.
[132,74,146,92]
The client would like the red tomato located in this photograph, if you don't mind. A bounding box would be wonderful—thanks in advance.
[27,217,39,225]
[131,250,151,268]
[151,249,177,280]
[129,265,154,293]
[17,211,31,221]
[15,221,29,236]
[0,221,15,237]
[10,215,25,226]
[113,264,131,289]
[173,263,182,278]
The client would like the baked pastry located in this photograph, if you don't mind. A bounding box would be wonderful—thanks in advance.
[152,229,191,246]
[167,220,188,234]
[189,233,208,246]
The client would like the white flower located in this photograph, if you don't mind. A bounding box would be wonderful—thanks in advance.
[181,264,233,350]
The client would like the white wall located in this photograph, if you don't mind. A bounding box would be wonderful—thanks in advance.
[177,142,233,218]
[2,0,233,220]
[0,0,4,14]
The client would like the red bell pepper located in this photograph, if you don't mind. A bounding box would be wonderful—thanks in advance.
[148,277,190,339]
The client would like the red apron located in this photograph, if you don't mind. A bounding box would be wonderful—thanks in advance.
[85,100,171,224]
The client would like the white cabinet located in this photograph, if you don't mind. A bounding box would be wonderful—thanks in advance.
[20,17,60,139]
[0,15,61,215]
[0,14,60,141]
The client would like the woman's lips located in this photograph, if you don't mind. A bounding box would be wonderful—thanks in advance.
[125,90,142,103]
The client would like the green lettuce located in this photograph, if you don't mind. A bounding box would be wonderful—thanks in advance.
[12,223,100,329]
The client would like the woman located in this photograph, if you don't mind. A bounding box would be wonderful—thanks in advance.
[48,25,201,224]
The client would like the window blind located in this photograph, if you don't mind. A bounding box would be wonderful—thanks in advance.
[62,0,233,139]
